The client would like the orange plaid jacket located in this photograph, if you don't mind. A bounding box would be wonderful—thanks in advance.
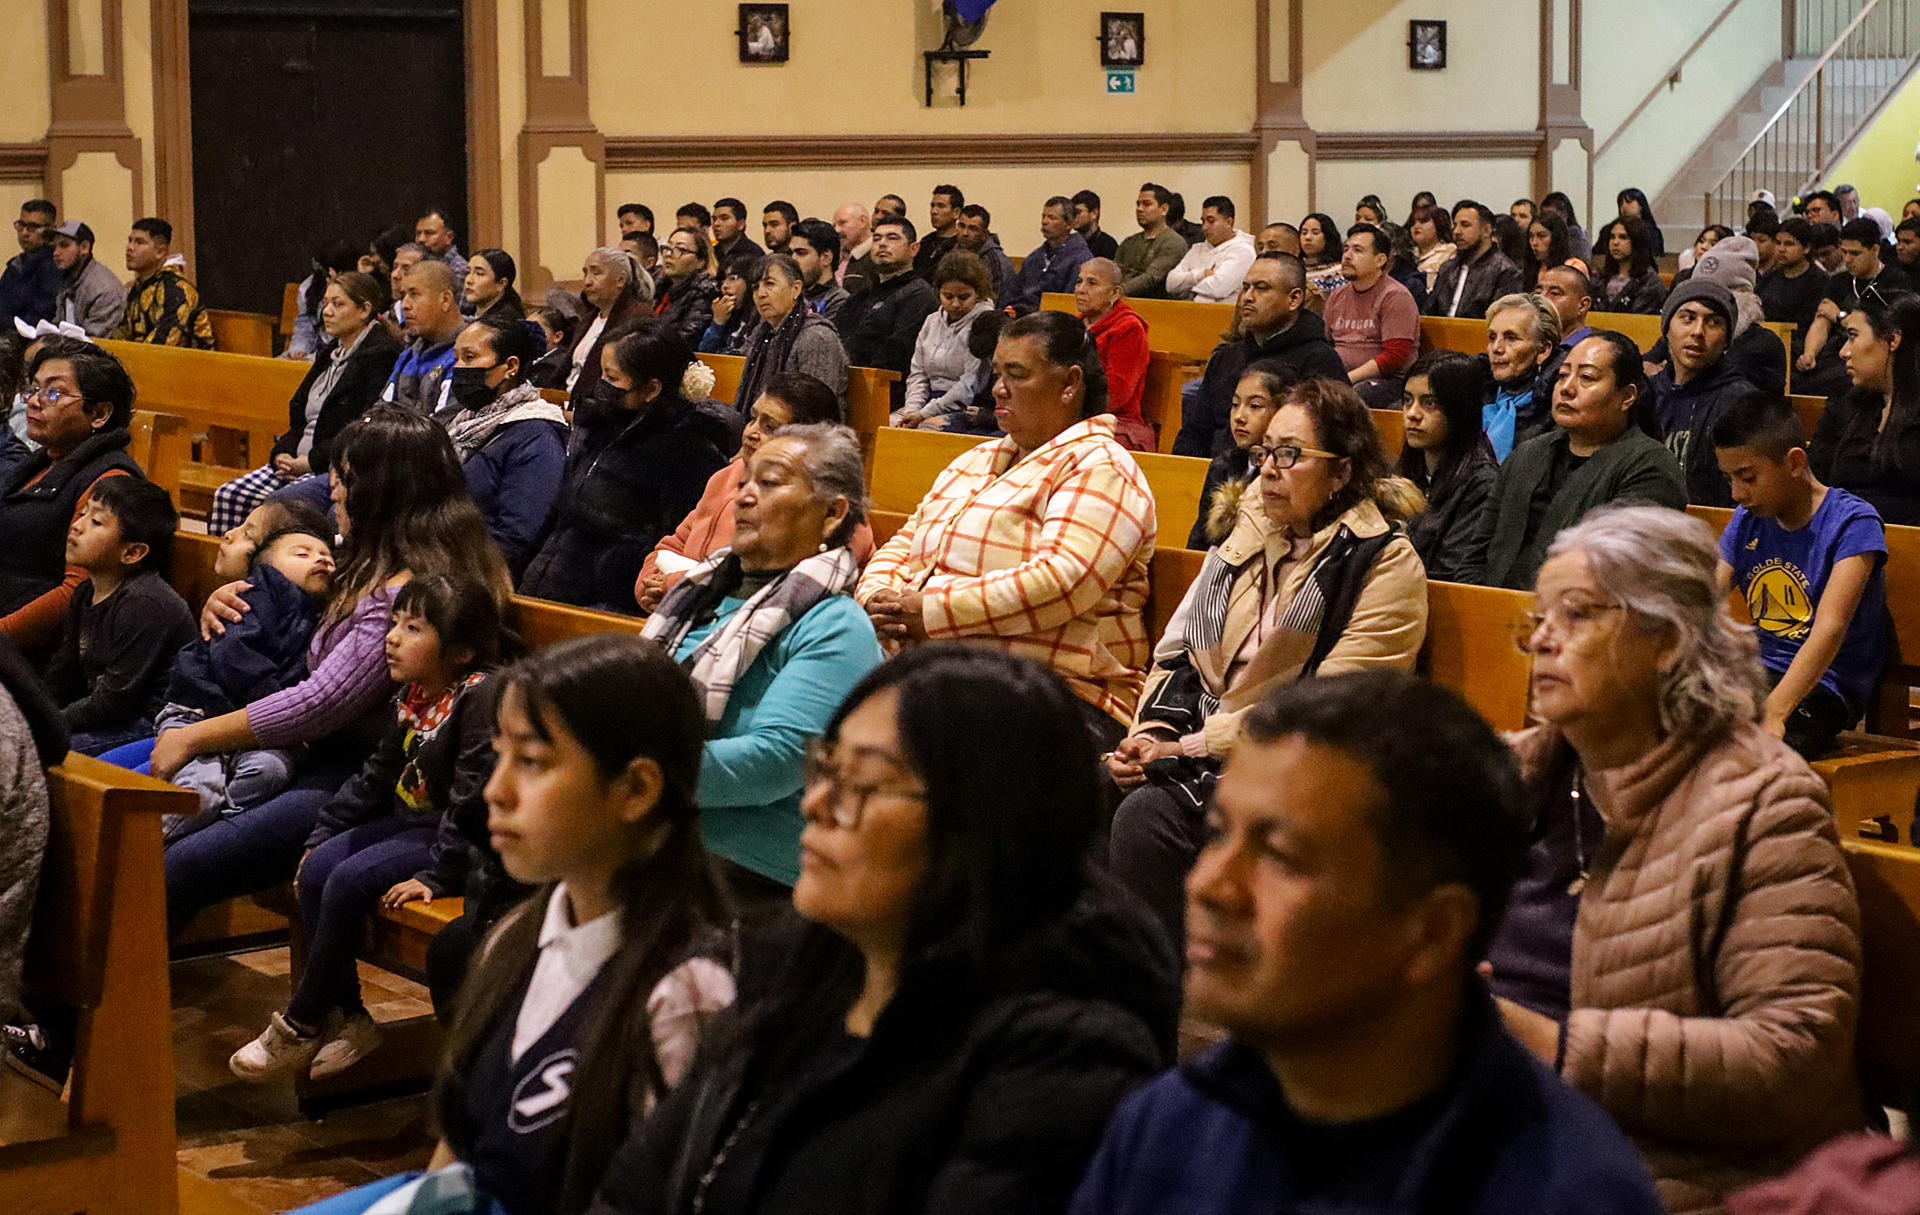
[857,417,1157,723]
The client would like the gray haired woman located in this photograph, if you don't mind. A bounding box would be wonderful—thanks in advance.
[565,246,656,401]
[1484,504,1862,1215]
[641,423,883,907]
[733,254,850,418]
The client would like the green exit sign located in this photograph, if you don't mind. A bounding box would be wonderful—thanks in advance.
[1106,69,1136,94]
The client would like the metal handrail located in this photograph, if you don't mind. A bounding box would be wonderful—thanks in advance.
[1595,0,1753,160]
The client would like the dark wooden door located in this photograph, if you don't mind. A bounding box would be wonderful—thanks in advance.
[188,0,467,317]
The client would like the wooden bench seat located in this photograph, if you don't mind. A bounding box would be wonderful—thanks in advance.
[1041,293,1233,363]
[1843,837,1920,1116]
[0,757,196,1214]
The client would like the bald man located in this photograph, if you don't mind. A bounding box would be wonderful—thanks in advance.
[385,258,464,415]
[1256,223,1301,256]
[835,202,876,294]
[1075,259,1155,450]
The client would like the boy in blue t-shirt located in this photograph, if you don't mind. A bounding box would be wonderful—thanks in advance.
[1713,395,1888,758]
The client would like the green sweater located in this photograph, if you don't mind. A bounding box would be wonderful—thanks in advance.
[1117,228,1190,300]
[674,594,883,884]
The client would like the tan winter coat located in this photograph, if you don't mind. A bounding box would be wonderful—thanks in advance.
[1510,723,1864,1215]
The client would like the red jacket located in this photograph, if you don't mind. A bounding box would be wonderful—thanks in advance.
[1086,301,1157,451]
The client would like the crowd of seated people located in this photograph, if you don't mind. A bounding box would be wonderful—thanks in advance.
[4,175,1920,1215]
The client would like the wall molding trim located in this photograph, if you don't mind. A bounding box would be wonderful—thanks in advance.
[0,143,50,183]
[1312,131,1548,161]
[604,133,1260,172]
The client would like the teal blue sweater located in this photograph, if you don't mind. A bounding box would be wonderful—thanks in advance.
[674,594,884,884]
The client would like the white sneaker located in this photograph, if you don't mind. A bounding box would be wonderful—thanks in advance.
[229,1012,323,1082]
[308,1010,384,1080]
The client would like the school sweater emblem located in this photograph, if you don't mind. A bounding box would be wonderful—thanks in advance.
[509,1049,577,1132]
[1746,558,1814,640]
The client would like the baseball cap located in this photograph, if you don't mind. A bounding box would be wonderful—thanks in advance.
[51,220,93,245]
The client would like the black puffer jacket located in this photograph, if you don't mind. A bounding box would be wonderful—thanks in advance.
[520,394,730,611]
[655,272,721,349]
[588,879,1179,1215]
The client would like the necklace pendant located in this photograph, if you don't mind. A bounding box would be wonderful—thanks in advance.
[1567,874,1588,896]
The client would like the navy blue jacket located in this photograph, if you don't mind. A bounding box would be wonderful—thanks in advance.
[164,562,319,717]
[461,417,568,576]
[0,246,63,328]
[1070,994,1663,1215]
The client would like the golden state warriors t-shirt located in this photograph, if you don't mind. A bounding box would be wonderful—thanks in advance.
[1719,488,1889,713]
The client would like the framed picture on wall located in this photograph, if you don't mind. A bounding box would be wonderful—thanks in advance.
[738,4,789,63]
[1408,20,1446,70]
[1101,12,1144,67]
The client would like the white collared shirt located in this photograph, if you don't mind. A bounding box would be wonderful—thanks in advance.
[511,883,623,1063]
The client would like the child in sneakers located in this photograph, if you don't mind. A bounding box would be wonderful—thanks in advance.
[44,476,196,755]
[231,573,505,1083]
[1714,394,1889,758]
[154,501,336,838]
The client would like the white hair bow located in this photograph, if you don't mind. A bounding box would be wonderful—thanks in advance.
[11,318,93,344]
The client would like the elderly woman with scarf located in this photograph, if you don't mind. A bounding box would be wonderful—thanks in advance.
[1106,377,1429,947]
[444,317,569,575]
[641,422,882,907]
[554,246,653,417]
[733,254,850,417]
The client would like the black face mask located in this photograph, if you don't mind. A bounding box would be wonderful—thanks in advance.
[448,366,498,412]
[588,378,627,411]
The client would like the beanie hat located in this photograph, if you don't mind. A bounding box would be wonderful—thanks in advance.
[1661,278,1736,335]
[1691,235,1759,294]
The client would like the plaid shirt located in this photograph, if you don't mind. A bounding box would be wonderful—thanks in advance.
[857,416,1157,722]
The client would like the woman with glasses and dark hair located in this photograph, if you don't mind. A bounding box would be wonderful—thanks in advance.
[1488,505,1860,1214]
[587,646,1178,1215]
[857,311,1158,750]
[1107,378,1428,945]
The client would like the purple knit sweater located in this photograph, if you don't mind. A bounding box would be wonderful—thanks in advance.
[247,585,398,749]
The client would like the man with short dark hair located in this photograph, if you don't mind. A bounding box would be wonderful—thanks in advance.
[1173,252,1346,456]
[834,214,939,388]
[1165,196,1254,304]
[1810,220,1845,273]
[414,208,468,285]
[1798,215,1913,396]
[676,202,713,244]
[913,184,965,280]
[1759,216,1827,366]
[616,203,654,236]
[833,202,875,294]
[1425,201,1525,318]
[873,194,907,221]
[1118,182,1187,300]
[1646,279,1767,505]
[383,259,464,415]
[1072,673,1664,1215]
[1255,222,1301,256]
[111,218,212,348]
[788,218,849,321]
[0,199,62,328]
[1534,264,1594,401]
[761,200,798,253]
[711,198,764,266]
[954,204,1014,299]
[1071,189,1118,260]
[49,222,125,337]
[1511,197,1537,226]
[1747,212,1782,273]
[1893,216,1920,292]
[1803,190,1842,228]
[1000,197,1094,315]
[1326,224,1420,407]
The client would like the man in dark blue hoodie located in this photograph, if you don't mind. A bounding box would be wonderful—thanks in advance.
[1071,672,1663,1215]
[0,201,62,329]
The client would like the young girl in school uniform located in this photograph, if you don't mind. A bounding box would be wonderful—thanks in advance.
[291,634,736,1215]
[231,574,508,1082]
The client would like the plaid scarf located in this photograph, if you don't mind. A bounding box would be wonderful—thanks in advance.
[643,546,861,722]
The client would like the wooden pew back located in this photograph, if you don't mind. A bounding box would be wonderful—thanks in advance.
[1842,838,1920,1114]
[205,309,276,357]
[699,352,745,406]
[103,339,304,459]
[1789,394,1824,438]
[1419,316,1485,355]
[1421,581,1536,731]
[1041,293,1234,362]
[697,351,899,467]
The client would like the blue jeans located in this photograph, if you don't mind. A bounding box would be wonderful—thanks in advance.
[163,763,354,932]
[98,735,156,771]
[69,718,155,758]
[289,817,437,1027]
[288,1173,419,1214]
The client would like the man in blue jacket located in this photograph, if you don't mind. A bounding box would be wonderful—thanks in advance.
[0,201,62,329]
[1071,672,1664,1215]
[999,197,1093,314]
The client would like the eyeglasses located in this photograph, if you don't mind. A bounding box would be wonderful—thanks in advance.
[1510,600,1626,653]
[27,385,80,407]
[801,739,926,830]
[13,221,45,233]
[1248,442,1340,471]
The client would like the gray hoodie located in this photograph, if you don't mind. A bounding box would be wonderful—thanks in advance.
[56,256,127,337]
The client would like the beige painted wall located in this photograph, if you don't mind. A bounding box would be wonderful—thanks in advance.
[1316,158,1536,219]
[586,0,1254,137]
[605,163,1251,252]
[1301,0,1539,132]
[0,4,52,144]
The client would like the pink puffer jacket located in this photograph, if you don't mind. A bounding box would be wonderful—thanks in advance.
[1510,722,1865,1215]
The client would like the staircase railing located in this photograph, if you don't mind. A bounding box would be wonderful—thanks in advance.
[1705,0,1920,227]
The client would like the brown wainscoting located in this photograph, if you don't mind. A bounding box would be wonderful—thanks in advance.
[1312,130,1547,160]
[604,133,1261,172]
[0,143,50,184]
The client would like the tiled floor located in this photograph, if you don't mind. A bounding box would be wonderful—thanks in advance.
[171,948,439,1213]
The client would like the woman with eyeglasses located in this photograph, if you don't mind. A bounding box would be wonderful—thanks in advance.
[856,311,1158,751]
[1486,504,1861,1214]
[653,225,720,348]
[1107,377,1428,946]
[586,646,1179,1215]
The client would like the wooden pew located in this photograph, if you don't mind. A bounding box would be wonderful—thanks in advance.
[697,351,900,466]
[1789,393,1825,438]
[1147,548,1205,643]
[279,282,301,346]
[1040,293,1234,362]
[205,309,276,357]
[1371,408,1405,454]
[698,352,745,407]
[1143,350,1202,454]
[1842,837,1920,1115]
[1420,581,1536,732]
[0,757,197,1215]
[1419,316,1485,355]
[128,410,192,498]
